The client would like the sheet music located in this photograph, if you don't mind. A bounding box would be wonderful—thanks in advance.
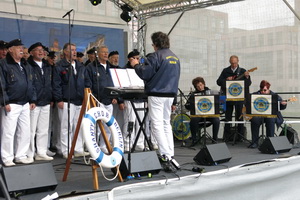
[110,68,144,88]
[110,68,121,87]
[126,68,144,87]
[110,68,131,87]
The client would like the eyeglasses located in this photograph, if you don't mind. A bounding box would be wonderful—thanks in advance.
[260,89,268,92]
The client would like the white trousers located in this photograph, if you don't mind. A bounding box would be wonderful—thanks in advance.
[28,104,50,158]
[123,101,145,148]
[148,96,174,159]
[1,103,30,163]
[58,103,83,155]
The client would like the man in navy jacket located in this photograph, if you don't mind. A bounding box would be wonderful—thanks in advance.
[129,32,180,172]
[0,39,36,166]
[27,42,54,161]
[52,43,88,159]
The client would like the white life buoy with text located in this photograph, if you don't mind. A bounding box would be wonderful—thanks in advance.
[82,107,124,168]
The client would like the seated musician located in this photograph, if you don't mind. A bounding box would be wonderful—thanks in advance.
[185,77,220,147]
[249,80,287,148]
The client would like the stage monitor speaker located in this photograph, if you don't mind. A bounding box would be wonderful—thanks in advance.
[115,151,161,178]
[259,136,292,154]
[1,162,57,197]
[193,143,232,166]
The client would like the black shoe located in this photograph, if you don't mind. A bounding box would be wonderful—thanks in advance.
[159,155,176,173]
[162,162,174,173]
[190,141,197,147]
[249,143,258,149]
[212,139,217,144]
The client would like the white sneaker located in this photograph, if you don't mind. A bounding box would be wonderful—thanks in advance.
[3,161,16,167]
[15,158,34,164]
[74,151,90,157]
[63,154,74,159]
[136,145,144,151]
[47,150,56,157]
[35,154,54,161]
[27,157,34,163]
[152,143,159,150]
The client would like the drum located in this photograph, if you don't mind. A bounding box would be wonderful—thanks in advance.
[172,114,191,140]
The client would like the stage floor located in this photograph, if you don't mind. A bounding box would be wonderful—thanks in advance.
[2,138,300,200]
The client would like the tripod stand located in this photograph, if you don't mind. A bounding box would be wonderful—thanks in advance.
[224,121,251,145]
[127,121,134,178]
[195,118,214,148]
[248,117,267,148]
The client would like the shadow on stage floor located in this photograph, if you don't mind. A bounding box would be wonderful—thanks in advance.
[2,138,300,200]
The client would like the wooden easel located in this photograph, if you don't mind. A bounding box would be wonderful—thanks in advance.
[62,88,123,189]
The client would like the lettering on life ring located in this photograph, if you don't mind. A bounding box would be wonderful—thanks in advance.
[82,107,124,168]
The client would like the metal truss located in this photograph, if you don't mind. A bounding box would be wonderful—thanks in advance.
[108,0,244,56]
[109,0,244,18]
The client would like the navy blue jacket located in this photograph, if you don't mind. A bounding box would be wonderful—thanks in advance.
[85,60,114,105]
[216,66,252,94]
[185,87,211,111]
[134,48,180,97]
[52,58,86,106]
[0,53,36,105]
[27,56,52,106]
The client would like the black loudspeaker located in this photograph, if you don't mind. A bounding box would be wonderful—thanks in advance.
[115,151,161,178]
[193,143,232,166]
[1,163,57,196]
[259,136,292,154]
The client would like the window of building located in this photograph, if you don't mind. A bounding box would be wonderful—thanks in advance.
[53,0,62,9]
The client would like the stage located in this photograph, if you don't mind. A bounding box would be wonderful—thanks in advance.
[2,137,300,200]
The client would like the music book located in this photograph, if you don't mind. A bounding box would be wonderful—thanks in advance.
[110,68,144,88]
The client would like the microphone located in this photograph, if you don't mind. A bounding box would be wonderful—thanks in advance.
[62,9,74,18]
[94,47,98,58]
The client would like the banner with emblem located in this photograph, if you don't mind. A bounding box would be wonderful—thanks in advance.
[246,94,278,118]
[190,94,220,117]
[251,94,272,115]
[226,80,245,101]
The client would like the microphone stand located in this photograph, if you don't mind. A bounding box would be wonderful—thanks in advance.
[62,9,74,158]
[127,121,134,178]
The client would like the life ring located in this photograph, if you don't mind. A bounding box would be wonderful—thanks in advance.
[82,107,124,168]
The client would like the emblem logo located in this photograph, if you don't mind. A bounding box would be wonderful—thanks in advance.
[197,98,212,113]
[253,97,269,112]
[228,82,243,97]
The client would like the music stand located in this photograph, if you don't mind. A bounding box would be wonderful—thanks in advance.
[190,93,220,147]
[224,80,249,145]
[245,94,279,147]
